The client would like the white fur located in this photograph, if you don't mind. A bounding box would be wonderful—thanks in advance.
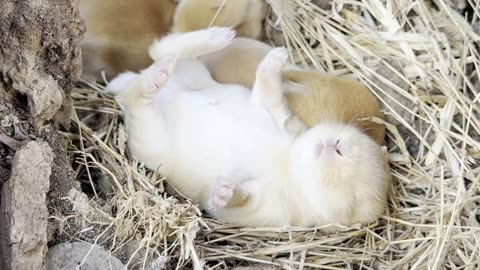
[104,71,137,94]
[149,27,236,61]
[108,28,390,228]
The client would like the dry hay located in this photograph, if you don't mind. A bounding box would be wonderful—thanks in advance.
[64,0,480,269]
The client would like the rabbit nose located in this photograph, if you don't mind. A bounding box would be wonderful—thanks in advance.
[315,138,341,158]
[323,138,338,147]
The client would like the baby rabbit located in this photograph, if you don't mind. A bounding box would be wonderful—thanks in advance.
[106,28,390,229]
[197,37,386,144]
[80,0,176,81]
[80,0,266,81]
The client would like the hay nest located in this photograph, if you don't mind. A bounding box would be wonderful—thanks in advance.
[65,0,480,269]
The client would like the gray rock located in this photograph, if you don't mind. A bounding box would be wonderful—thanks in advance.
[47,242,125,270]
[0,141,54,270]
[114,240,152,269]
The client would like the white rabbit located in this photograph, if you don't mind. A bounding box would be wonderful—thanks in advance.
[106,27,390,229]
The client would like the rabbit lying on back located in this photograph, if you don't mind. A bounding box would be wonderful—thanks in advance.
[106,28,390,229]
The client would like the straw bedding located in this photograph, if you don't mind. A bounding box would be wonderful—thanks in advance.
[65,0,480,269]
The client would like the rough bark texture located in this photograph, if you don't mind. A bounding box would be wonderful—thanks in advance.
[0,141,53,270]
[0,0,85,128]
[0,0,85,269]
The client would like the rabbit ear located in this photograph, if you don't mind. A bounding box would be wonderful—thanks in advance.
[141,56,176,97]
[104,71,138,95]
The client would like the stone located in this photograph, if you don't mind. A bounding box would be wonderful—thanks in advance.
[46,242,125,270]
[0,141,54,270]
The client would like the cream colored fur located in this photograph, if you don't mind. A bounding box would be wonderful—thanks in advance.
[198,37,386,144]
[173,0,266,39]
[80,0,176,81]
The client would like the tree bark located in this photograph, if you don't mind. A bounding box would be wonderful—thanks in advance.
[0,0,85,128]
[0,0,85,269]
